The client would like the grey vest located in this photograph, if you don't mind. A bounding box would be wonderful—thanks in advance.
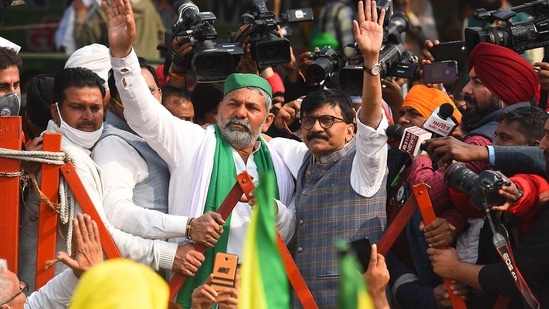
[292,138,387,309]
[99,111,170,213]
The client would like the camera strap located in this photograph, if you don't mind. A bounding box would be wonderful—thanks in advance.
[486,213,540,309]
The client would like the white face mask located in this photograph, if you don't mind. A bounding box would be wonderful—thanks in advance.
[55,102,103,149]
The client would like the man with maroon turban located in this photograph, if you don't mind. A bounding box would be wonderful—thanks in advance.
[405,42,541,308]
[461,42,538,138]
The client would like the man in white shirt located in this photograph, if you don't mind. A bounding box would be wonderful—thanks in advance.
[18,67,177,291]
[92,58,223,277]
[102,1,295,307]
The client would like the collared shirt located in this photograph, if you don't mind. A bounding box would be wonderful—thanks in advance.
[112,49,296,260]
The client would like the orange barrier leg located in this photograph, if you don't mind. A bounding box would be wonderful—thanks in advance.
[35,133,62,289]
[412,183,467,309]
[0,116,22,273]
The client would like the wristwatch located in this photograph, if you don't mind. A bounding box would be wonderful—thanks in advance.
[363,63,382,76]
[512,184,523,205]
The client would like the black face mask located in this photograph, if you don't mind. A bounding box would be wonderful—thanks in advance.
[0,92,21,116]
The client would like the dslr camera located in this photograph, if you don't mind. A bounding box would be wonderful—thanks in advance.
[339,9,418,96]
[229,0,313,67]
[444,163,511,209]
[168,0,243,82]
[465,0,549,53]
[306,46,342,84]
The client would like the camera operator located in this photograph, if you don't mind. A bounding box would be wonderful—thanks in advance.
[407,41,539,217]
[427,106,549,308]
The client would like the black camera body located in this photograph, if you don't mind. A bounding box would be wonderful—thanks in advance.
[169,1,243,82]
[306,46,342,84]
[465,0,549,53]
[231,0,313,67]
[444,163,511,209]
[339,10,418,96]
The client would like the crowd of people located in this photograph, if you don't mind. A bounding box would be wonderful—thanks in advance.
[2,0,549,308]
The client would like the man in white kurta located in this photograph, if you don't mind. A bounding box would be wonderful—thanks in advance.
[105,2,295,306]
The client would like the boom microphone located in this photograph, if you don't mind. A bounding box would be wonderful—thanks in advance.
[386,124,432,157]
[173,0,200,25]
[423,102,457,137]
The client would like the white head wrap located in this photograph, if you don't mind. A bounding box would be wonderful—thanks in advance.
[65,43,111,91]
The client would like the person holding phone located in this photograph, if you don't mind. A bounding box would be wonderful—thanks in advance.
[191,272,240,309]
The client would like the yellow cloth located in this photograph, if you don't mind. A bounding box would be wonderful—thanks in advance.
[69,259,169,309]
[402,84,462,124]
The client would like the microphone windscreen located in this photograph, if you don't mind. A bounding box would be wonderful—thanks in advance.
[438,103,454,119]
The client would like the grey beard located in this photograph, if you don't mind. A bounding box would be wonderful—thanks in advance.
[218,117,262,150]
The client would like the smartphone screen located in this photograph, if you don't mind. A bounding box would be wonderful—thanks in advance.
[350,238,371,273]
[210,252,239,291]
[429,41,467,63]
[423,60,459,84]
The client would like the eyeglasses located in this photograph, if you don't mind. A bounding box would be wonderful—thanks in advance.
[0,281,28,306]
[300,115,347,130]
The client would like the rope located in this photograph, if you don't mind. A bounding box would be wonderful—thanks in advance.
[0,146,76,257]
[59,175,75,256]
[0,170,24,177]
[28,174,61,214]
[0,148,66,165]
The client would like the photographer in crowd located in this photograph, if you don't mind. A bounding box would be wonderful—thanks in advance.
[427,107,549,307]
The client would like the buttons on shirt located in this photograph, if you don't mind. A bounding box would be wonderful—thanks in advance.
[298,219,304,225]
[297,247,303,253]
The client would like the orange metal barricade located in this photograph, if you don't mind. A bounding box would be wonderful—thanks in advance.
[0,116,22,273]
[0,118,121,287]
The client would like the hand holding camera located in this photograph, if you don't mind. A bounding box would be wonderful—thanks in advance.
[444,163,513,210]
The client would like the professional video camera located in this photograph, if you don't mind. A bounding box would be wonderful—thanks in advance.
[464,0,549,53]
[444,163,511,209]
[306,46,342,84]
[229,0,313,67]
[339,10,418,96]
[168,0,243,82]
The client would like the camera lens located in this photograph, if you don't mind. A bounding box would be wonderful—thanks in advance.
[252,37,291,67]
[192,50,235,82]
[444,163,479,196]
[197,54,218,71]
[307,58,334,83]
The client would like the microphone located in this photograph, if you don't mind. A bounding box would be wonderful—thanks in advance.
[386,124,432,157]
[423,102,457,137]
[173,0,200,24]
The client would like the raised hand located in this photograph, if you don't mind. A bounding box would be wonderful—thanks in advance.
[353,0,385,59]
[57,213,103,278]
[101,0,135,58]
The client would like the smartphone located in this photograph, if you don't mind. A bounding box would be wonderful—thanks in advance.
[210,252,239,291]
[428,41,467,63]
[350,238,371,274]
[423,60,459,84]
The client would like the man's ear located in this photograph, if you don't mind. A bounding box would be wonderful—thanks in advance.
[262,112,275,133]
[50,103,60,126]
[347,122,356,137]
[530,140,541,147]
